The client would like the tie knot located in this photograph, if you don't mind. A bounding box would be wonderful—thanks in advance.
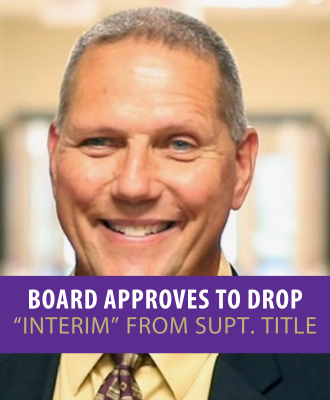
[111,353,147,372]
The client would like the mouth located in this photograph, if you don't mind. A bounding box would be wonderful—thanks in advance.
[102,220,174,238]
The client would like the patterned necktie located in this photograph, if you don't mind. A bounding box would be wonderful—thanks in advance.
[95,354,147,400]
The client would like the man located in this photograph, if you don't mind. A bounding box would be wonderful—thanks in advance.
[1,7,329,400]
[48,7,257,279]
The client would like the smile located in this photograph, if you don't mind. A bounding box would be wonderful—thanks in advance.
[103,221,174,237]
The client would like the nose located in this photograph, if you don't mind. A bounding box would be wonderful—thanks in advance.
[111,145,162,204]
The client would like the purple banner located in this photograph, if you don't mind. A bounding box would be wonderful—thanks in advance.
[1,276,329,353]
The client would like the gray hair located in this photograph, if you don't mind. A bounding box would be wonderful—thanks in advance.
[56,7,247,142]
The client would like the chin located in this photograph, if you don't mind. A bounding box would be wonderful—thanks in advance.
[94,263,155,277]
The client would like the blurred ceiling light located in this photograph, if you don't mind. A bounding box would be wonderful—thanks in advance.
[201,0,293,8]
[39,0,99,27]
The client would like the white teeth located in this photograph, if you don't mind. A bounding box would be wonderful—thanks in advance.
[106,222,170,237]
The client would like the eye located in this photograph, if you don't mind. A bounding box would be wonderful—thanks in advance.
[80,136,122,157]
[170,139,193,152]
[82,137,112,147]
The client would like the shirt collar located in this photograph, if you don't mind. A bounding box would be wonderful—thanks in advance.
[148,249,230,400]
[150,353,211,400]
[67,253,232,396]
[67,353,103,395]
[67,353,211,400]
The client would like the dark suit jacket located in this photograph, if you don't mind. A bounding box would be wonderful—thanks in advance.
[1,353,330,399]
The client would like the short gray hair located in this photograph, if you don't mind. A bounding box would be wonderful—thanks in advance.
[56,7,247,142]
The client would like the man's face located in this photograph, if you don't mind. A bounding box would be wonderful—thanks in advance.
[48,40,257,276]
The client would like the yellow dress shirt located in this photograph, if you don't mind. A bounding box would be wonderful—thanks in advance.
[53,254,232,400]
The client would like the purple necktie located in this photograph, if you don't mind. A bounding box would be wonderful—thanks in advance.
[95,354,148,400]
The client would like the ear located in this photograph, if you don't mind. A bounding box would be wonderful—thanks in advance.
[48,121,60,197]
[231,127,258,210]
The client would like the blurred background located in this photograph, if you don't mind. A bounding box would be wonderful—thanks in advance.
[0,0,329,275]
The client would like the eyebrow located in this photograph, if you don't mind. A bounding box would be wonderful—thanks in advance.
[69,120,212,137]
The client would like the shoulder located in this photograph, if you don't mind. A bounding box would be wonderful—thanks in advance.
[276,354,330,398]
[210,353,330,400]
[0,354,60,400]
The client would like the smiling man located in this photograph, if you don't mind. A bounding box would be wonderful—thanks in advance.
[48,10,257,278]
[1,7,329,400]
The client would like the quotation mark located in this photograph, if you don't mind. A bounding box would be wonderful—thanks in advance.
[14,316,118,324]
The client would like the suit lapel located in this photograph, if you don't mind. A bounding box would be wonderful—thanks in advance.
[41,353,61,400]
[208,354,282,400]
[230,265,238,276]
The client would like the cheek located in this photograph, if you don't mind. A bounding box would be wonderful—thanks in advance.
[55,157,109,208]
[159,165,218,222]
[163,159,236,210]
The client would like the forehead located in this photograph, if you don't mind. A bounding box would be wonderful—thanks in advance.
[67,40,221,129]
